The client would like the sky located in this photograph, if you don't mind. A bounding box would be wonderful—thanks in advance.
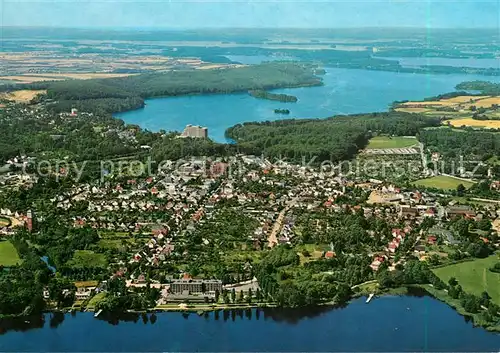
[1,0,500,29]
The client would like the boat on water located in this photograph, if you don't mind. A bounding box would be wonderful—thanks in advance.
[366,293,375,303]
[94,309,103,318]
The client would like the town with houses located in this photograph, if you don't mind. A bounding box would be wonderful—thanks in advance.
[0,101,499,333]
[1,148,500,310]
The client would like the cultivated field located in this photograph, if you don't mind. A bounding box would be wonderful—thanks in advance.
[447,118,500,129]
[395,95,500,129]
[394,107,431,113]
[0,240,21,266]
[1,51,245,83]
[414,175,475,190]
[0,90,47,103]
[433,255,500,305]
[0,76,66,83]
[366,136,417,149]
[397,95,494,111]
[469,97,500,108]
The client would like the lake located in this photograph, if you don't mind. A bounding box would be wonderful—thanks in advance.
[116,65,500,142]
[0,296,499,352]
[376,57,500,69]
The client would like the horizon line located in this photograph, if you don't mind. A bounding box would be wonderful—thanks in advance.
[2,25,499,31]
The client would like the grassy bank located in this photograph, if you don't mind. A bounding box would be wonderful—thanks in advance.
[432,255,500,305]
[0,240,21,266]
[418,284,500,333]
[366,136,417,149]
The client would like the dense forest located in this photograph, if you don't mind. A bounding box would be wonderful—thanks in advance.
[226,112,441,162]
[419,127,500,161]
[18,63,321,115]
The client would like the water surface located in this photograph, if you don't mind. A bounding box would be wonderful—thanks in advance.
[1,296,499,352]
[376,56,500,69]
[116,67,500,142]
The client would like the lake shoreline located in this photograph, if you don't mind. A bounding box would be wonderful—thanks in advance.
[5,285,495,334]
[115,66,500,142]
[2,294,499,352]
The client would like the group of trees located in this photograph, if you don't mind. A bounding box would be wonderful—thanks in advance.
[489,262,500,274]
[295,208,390,254]
[376,260,445,289]
[274,109,290,115]
[447,277,499,324]
[255,246,357,308]
[456,81,500,95]
[0,253,49,316]
[447,217,496,259]
[226,112,440,163]
[419,128,500,169]
[0,105,136,163]
[0,233,81,316]
[96,277,160,313]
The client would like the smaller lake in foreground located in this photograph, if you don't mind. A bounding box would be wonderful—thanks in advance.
[0,296,498,352]
[115,63,500,142]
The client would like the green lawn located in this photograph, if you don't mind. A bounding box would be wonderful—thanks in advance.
[0,240,21,266]
[86,292,106,310]
[366,136,417,149]
[98,238,137,251]
[433,255,500,305]
[98,231,131,239]
[414,175,475,190]
[67,250,107,269]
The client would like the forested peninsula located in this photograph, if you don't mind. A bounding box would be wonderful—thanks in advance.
[3,63,321,115]
[456,81,500,95]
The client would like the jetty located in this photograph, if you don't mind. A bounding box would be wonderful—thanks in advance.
[366,293,375,304]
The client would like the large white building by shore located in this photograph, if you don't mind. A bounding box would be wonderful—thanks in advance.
[180,124,208,138]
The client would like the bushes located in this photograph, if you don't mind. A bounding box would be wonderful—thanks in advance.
[490,262,500,274]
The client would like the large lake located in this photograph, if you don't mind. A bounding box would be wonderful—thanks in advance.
[116,62,500,142]
[376,57,500,69]
[0,296,499,352]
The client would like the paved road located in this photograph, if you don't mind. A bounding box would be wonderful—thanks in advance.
[267,194,301,248]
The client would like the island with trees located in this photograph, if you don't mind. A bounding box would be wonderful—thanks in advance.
[248,90,298,103]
